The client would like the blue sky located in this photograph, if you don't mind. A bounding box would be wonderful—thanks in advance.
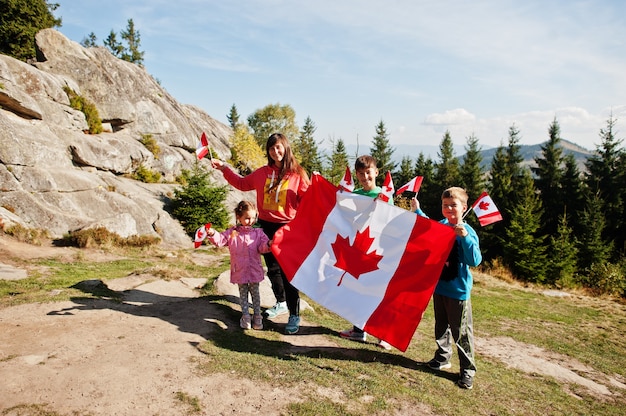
[55,0,626,151]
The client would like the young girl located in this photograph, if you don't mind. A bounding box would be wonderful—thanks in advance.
[211,133,310,335]
[207,200,272,330]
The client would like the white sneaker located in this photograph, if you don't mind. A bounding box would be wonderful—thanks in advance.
[377,340,392,350]
[339,328,367,342]
[264,302,288,319]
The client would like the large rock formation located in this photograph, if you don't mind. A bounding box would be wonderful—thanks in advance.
[0,29,243,247]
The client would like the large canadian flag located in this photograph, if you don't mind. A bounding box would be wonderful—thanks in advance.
[272,174,456,352]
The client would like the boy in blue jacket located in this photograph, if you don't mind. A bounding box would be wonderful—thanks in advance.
[412,187,482,389]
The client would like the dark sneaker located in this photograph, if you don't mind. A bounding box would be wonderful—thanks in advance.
[285,315,300,335]
[426,359,452,370]
[339,328,367,342]
[458,373,474,389]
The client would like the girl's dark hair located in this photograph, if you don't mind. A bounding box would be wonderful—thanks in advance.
[266,133,310,187]
[235,200,257,219]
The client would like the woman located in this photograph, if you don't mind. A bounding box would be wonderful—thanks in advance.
[211,133,310,334]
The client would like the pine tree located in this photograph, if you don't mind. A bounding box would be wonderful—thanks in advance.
[414,153,438,217]
[0,0,61,61]
[170,164,230,234]
[434,130,462,189]
[460,133,485,202]
[533,117,565,237]
[104,30,124,58]
[369,120,396,185]
[396,156,414,191]
[584,115,625,259]
[296,116,323,175]
[502,169,547,282]
[120,19,144,65]
[547,213,579,287]
[325,137,350,185]
[226,104,240,129]
[577,194,613,271]
[561,153,585,237]
[81,32,98,48]
[485,124,524,260]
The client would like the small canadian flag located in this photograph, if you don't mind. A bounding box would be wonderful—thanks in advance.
[471,192,503,226]
[338,166,354,192]
[377,171,394,203]
[196,132,209,160]
[194,223,212,248]
[395,176,423,195]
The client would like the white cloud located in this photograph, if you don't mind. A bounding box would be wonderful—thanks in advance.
[423,109,476,126]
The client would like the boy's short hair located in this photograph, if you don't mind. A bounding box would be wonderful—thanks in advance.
[355,155,377,171]
[441,187,469,205]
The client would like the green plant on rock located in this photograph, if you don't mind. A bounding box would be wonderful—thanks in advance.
[63,86,103,134]
[140,134,161,158]
[133,164,161,183]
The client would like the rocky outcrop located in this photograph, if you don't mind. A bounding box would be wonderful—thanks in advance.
[0,29,243,247]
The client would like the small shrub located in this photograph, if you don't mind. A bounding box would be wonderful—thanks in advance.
[4,224,49,245]
[64,227,161,249]
[63,86,103,134]
[133,164,161,183]
[579,262,626,298]
[140,134,161,159]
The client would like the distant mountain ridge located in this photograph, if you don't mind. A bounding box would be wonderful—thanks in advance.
[341,139,593,171]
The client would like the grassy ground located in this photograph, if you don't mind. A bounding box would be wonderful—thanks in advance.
[1,247,625,415]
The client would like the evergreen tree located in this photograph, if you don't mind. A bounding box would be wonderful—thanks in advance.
[369,120,396,185]
[325,137,350,185]
[460,133,485,202]
[81,32,98,48]
[120,18,144,65]
[533,117,565,237]
[414,153,438,217]
[434,130,462,189]
[577,194,613,271]
[584,115,625,259]
[561,153,585,236]
[104,30,124,58]
[296,116,323,175]
[547,213,579,287]
[226,104,240,129]
[396,156,414,190]
[485,125,524,260]
[247,103,299,147]
[0,0,61,61]
[502,169,547,282]
[170,164,230,234]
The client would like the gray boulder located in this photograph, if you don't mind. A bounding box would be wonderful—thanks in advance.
[0,29,247,247]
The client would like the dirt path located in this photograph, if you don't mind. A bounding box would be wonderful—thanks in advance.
[0,236,624,414]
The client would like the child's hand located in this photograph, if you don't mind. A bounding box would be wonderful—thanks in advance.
[410,197,420,212]
[453,223,469,238]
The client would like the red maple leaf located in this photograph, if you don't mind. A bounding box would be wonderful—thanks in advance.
[331,226,383,286]
[478,201,490,211]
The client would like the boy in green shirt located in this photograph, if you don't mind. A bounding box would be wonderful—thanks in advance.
[339,155,393,350]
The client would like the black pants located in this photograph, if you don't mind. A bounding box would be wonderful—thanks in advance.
[258,219,300,316]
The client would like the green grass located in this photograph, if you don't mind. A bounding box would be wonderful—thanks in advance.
[1,247,625,415]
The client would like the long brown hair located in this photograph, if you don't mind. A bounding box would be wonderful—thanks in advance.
[266,133,310,187]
